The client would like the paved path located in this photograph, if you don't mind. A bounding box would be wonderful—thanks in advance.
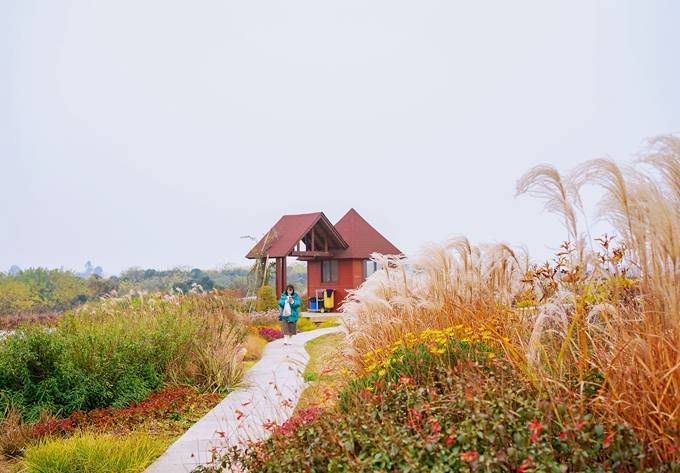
[145,326,342,473]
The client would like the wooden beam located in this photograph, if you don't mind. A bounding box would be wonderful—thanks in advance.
[291,251,333,258]
[311,228,316,251]
[316,224,336,252]
[317,228,328,253]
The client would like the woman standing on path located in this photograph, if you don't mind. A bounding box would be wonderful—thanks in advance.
[278,284,301,345]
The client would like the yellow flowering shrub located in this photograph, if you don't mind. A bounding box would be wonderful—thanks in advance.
[361,325,498,375]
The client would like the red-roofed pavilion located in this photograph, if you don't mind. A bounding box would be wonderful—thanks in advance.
[245,209,402,311]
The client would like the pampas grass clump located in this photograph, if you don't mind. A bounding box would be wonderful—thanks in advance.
[341,134,680,461]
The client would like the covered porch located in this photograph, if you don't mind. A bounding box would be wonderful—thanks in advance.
[245,212,348,298]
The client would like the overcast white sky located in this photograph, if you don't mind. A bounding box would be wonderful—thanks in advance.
[1,1,679,275]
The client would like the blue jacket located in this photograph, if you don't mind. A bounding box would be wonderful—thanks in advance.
[278,292,301,322]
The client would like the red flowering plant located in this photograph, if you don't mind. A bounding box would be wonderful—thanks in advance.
[257,327,283,342]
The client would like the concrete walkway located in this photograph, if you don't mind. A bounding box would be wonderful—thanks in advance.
[145,326,342,473]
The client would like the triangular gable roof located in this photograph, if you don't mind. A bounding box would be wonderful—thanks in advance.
[245,212,348,259]
[332,208,402,259]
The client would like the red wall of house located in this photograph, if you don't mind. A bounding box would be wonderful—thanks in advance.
[306,259,364,311]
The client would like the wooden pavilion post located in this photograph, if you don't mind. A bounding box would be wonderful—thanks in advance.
[275,256,287,296]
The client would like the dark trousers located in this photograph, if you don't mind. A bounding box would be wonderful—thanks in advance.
[281,319,297,335]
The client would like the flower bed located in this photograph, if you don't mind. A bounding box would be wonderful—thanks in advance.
[31,386,222,439]
[257,326,283,341]
[200,334,659,472]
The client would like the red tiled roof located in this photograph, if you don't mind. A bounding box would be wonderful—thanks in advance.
[245,212,347,259]
[332,208,402,259]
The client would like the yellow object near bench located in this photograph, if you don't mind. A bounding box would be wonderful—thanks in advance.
[323,289,334,310]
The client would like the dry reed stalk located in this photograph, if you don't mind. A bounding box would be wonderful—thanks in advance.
[573,137,680,459]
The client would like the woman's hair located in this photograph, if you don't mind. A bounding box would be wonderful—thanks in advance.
[286,284,295,293]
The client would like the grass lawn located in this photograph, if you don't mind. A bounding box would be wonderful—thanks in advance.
[296,317,340,332]
[296,332,345,410]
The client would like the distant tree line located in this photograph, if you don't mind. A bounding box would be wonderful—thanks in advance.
[0,263,308,316]
[117,263,307,295]
[0,268,114,315]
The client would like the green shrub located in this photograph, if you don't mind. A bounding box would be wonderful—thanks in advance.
[0,292,244,421]
[303,372,317,382]
[255,285,278,312]
[0,279,34,314]
[208,337,656,472]
[20,432,166,473]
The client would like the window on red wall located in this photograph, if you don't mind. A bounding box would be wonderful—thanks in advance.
[364,260,380,279]
[321,260,338,283]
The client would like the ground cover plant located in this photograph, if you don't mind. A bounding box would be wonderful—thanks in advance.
[29,386,222,439]
[297,332,345,409]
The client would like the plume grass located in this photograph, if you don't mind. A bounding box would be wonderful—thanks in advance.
[341,134,680,461]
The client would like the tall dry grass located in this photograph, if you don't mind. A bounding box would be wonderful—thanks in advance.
[341,134,680,460]
[342,239,529,370]
[569,137,680,457]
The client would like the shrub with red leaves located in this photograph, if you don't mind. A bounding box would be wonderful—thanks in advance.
[0,311,63,330]
[31,386,222,438]
[271,407,324,437]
